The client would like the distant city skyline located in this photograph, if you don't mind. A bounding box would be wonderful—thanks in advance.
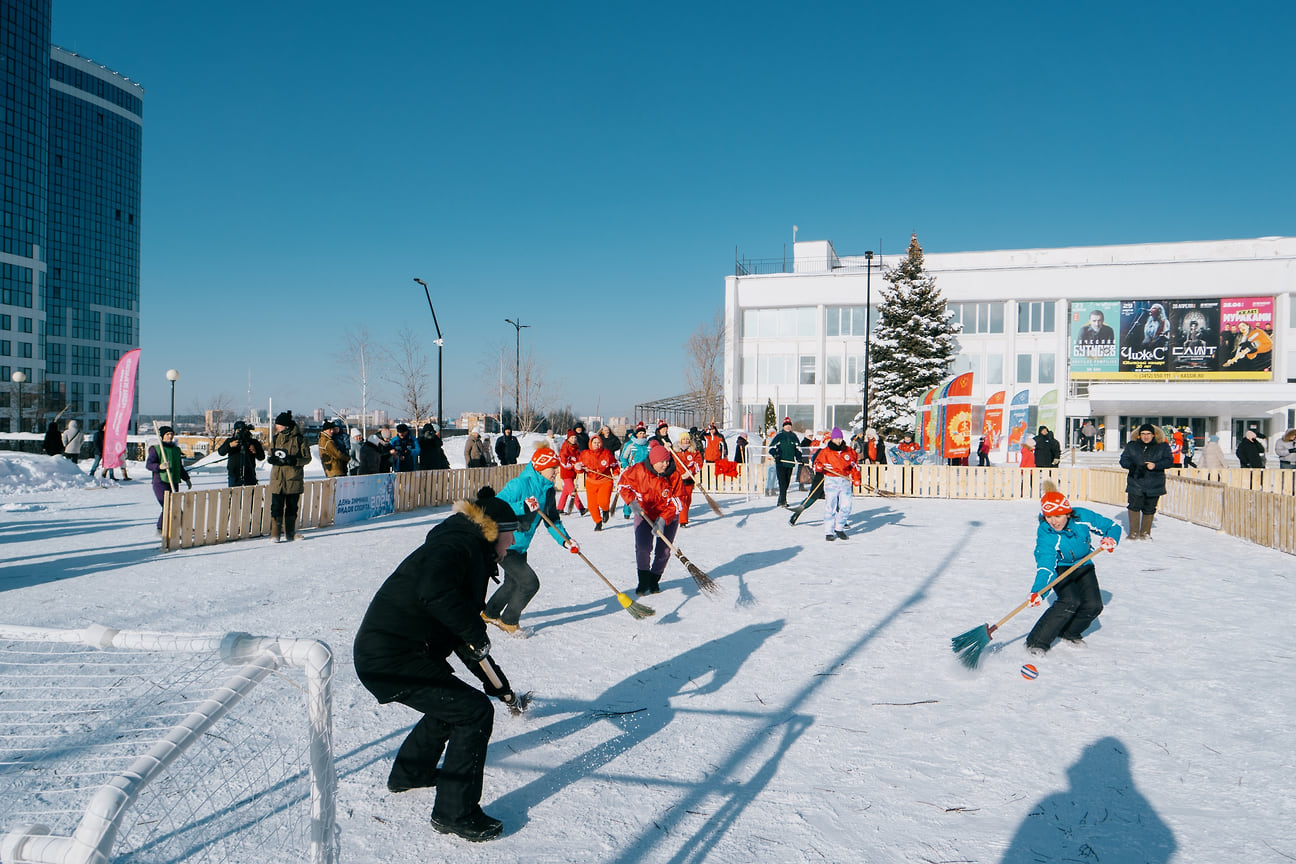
[46,0,1296,419]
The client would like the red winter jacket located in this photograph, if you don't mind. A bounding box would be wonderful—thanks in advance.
[559,440,581,480]
[578,447,620,481]
[618,461,686,522]
[813,442,860,481]
[673,448,703,486]
[702,431,727,462]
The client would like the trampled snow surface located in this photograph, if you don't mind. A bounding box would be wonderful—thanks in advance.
[2,451,1293,863]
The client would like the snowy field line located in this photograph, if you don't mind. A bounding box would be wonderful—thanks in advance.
[2,451,1295,863]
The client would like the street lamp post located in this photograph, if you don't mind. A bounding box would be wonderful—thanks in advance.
[11,370,26,434]
[413,278,444,428]
[504,317,530,427]
[166,369,179,431]
[862,251,874,432]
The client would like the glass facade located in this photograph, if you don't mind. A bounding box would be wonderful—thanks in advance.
[1,0,142,432]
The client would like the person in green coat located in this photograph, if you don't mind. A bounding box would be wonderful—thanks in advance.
[268,410,312,541]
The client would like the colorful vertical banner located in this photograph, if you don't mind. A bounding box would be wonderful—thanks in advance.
[936,372,974,458]
[1037,390,1060,436]
[102,348,140,470]
[1219,296,1274,375]
[982,390,1006,449]
[916,387,938,450]
[1006,389,1030,454]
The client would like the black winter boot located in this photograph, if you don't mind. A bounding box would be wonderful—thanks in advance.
[430,807,503,842]
[636,569,656,596]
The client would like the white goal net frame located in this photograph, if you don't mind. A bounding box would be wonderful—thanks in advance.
[0,624,338,864]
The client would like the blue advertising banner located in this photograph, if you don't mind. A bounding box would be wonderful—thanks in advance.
[1006,389,1031,454]
[333,474,396,526]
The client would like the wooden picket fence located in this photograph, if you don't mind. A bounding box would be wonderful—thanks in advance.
[160,465,522,551]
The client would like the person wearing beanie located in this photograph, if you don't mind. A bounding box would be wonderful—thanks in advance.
[651,419,673,451]
[577,434,620,529]
[768,417,805,507]
[556,429,587,517]
[1118,423,1172,539]
[482,446,577,632]
[318,420,349,478]
[464,429,490,469]
[353,485,524,842]
[494,426,521,466]
[805,428,859,540]
[572,422,590,452]
[268,410,312,541]
[701,423,727,464]
[145,425,192,533]
[218,420,266,486]
[1033,425,1061,469]
[671,432,703,527]
[418,422,451,471]
[618,423,652,519]
[1025,490,1120,655]
[618,442,688,595]
[390,423,418,473]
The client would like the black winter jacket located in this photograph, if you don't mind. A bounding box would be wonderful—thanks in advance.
[352,504,498,703]
[1119,438,1174,497]
[494,434,521,465]
[1033,432,1062,468]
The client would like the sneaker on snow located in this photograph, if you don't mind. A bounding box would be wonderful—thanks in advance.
[430,808,503,842]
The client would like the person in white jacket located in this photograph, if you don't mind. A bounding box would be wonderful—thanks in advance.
[1276,429,1296,469]
[61,419,84,465]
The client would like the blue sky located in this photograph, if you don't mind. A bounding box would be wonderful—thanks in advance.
[53,1,1296,421]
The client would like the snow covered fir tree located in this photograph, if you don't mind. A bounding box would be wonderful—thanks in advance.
[867,233,960,439]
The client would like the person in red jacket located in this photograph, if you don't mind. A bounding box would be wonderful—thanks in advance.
[557,429,587,516]
[672,432,704,527]
[577,434,619,530]
[812,427,860,542]
[618,443,687,595]
[701,423,727,463]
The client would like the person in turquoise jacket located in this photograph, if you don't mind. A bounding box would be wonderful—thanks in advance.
[482,445,577,632]
[617,423,651,518]
[1025,490,1121,655]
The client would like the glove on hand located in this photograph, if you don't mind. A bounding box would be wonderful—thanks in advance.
[1028,592,1043,608]
[525,496,541,512]
[563,538,580,555]
[1100,536,1117,553]
[653,517,666,534]
[463,638,490,663]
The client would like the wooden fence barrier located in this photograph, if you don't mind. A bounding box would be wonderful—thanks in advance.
[162,464,522,551]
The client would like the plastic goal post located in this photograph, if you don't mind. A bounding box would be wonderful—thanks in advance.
[0,624,338,864]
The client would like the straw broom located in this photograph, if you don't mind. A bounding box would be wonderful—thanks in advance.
[671,449,723,516]
[950,546,1105,669]
[648,520,720,596]
[532,507,655,620]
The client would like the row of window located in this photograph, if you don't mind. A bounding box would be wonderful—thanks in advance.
[0,340,33,358]
[0,314,34,332]
[743,350,1060,388]
[746,301,1062,339]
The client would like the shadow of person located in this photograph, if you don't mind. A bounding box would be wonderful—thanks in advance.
[1001,736,1176,863]
[487,621,785,829]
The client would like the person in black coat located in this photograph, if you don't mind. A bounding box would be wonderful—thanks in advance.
[493,427,521,465]
[42,421,64,456]
[1118,423,1174,539]
[1033,426,1062,469]
[596,424,621,457]
[572,422,590,452]
[353,488,523,843]
[1236,429,1266,469]
[417,423,451,470]
[217,421,266,487]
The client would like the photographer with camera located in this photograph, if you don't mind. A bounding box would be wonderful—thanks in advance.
[268,411,312,542]
[217,420,266,487]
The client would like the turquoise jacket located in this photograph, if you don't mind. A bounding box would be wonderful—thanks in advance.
[497,464,568,554]
[1032,506,1121,595]
[620,436,651,469]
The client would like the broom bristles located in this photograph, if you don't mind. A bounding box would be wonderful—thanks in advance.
[681,556,720,595]
[950,624,991,669]
[626,599,656,619]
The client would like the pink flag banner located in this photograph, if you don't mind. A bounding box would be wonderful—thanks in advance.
[102,349,140,470]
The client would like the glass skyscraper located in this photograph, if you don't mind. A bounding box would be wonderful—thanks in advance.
[2,0,143,433]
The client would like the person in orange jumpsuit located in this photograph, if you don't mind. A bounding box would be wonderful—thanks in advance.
[577,434,619,530]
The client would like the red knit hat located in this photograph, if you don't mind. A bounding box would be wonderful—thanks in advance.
[530,448,560,471]
[783,417,792,426]
[1041,491,1073,516]
[648,443,671,465]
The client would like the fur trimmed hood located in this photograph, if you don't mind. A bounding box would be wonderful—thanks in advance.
[452,499,509,542]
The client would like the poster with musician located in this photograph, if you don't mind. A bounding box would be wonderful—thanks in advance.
[1168,300,1220,373]
[1069,300,1119,375]
[1219,297,1274,377]
[1119,300,1173,374]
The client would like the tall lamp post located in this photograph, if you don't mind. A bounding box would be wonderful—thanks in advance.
[11,370,25,434]
[861,251,874,432]
[166,369,179,431]
[504,317,530,427]
[413,278,444,428]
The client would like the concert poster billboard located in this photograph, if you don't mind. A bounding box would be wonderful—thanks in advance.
[1068,297,1273,381]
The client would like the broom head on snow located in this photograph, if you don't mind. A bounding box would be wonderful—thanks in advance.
[616,591,656,620]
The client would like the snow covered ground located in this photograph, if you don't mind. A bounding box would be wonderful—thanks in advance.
[2,449,1293,863]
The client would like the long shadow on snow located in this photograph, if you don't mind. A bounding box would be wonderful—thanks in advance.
[594,520,981,864]
[1000,735,1176,864]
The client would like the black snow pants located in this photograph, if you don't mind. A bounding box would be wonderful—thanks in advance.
[1026,562,1103,650]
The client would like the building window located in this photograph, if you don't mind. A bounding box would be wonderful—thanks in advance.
[846,355,867,386]
[826,306,874,337]
[743,307,816,339]
[19,317,33,334]
[758,355,796,386]
[19,342,32,359]
[1017,353,1032,383]
[948,302,1004,334]
[0,341,8,357]
[0,315,9,330]
[1017,301,1056,333]
[742,356,756,385]
[799,355,817,385]
[987,354,1004,385]
[826,355,842,385]
[950,354,977,377]
[1039,353,1056,384]
[831,405,859,431]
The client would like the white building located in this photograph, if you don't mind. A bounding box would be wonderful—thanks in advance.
[724,236,1296,454]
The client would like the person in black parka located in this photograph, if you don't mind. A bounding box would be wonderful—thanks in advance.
[353,488,523,843]
[1034,426,1062,469]
[1118,423,1174,540]
[493,426,521,466]
[418,423,451,471]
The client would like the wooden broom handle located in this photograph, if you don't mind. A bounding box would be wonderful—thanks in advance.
[992,546,1106,632]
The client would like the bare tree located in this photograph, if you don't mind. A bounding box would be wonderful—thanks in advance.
[341,326,388,438]
[383,327,433,424]
[190,392,235,435]
[684,309,726,425]
[481,342,553,434]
